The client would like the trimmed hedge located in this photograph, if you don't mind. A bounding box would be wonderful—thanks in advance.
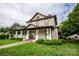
[51,39,63,45]
[36,38,44,44]
[66,39,79,43]
[44,39,52,45]
[60,39,66,43]
[36,39,66,45]
[10,37,23,41]
[0,34,9,40]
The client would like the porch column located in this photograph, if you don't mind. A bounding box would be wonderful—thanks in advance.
[47,28,52,40]
[47,28,49,39]
[49,28,52,40]
[26,30,29,39]
[15,31,18,37]
[52,28,58,39]
[20,31,23,37]
[35,29,39,40]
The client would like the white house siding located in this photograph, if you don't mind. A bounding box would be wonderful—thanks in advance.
[48,18,55,27]
[52,28,58,39]
[15,12,59,40]
[39,29,47,39]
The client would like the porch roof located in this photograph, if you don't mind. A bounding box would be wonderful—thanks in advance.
[15,26,54,31]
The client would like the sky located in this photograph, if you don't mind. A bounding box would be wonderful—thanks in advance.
[0,3,76,27]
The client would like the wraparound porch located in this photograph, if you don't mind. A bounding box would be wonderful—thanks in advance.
[14,26,58,41]
[15,28,53,41]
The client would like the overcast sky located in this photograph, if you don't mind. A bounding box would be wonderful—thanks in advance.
[0,3,76,27]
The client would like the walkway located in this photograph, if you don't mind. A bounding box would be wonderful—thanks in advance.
[0,41,30,49]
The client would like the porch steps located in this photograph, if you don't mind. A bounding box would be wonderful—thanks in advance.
[23,38,34,42]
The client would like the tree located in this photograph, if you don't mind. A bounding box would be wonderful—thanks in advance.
[9,23,21,37]
[0,27,10,33]
[20,25,26,29]
[60,3,79,37]
[11,23,20,29]
[0,22,26,37]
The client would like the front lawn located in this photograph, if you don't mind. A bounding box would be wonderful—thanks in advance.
[0,39,20,46]
[0,42,78,56]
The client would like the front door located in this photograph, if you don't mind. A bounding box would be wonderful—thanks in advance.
[29,30,35,39]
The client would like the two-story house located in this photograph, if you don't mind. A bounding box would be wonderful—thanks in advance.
[15,12,58,41]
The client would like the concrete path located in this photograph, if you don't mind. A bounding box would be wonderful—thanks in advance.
[0,41,30,49]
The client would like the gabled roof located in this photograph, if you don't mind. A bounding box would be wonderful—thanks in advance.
[26,24,38,28]
[26,12,57,25]
[26,12,47,23]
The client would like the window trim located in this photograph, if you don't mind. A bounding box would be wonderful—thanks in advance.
[45,19,48,26]
[36,21,39,26]
[36,16,40,20]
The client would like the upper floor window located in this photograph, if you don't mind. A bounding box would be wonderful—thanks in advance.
[36,21,39,26]
[45,19,48,26]
[36,16,40,20]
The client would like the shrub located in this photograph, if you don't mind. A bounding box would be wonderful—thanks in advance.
[6,34,9,39]
[59,39,66,43]
[0,34,9,40]
[36,39,44,44]
[51,39,64,45]
[66,39,79,43]
[51,39,65,45]
[44,39,65,45]
[44,39,52,45]
[36,38,66,45]
[10,37,23,41]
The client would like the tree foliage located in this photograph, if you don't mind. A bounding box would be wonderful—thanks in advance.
[9,23,21,35]
[60,3,79,37]
[0,27,10,33]
[0,23,25,37]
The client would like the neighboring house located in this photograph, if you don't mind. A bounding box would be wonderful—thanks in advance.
[0,32,9,34]
[15,12,59,41]
[68,34,79,40]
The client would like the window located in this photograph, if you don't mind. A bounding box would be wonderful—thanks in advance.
[45,19,48,26]
[18,31,20,34]
[36,21,39,26]
[36,16,40,19]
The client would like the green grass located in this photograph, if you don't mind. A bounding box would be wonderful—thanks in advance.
[0,42,78,56]
[0,39,20,46]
